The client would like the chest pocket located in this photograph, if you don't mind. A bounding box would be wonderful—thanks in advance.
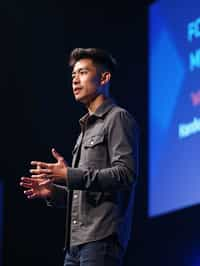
[84,135,104,148]
[84,134,106,162]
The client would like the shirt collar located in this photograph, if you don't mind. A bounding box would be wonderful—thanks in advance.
[79,98,116,125]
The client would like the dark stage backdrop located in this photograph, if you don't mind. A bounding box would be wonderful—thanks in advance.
[1,1,148,266]
[2,1,200,266]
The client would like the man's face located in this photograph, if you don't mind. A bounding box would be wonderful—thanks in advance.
[72,58,102,104]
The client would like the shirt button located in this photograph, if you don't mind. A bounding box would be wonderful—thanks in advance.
[73,220,77,224]
[74,194,78,199]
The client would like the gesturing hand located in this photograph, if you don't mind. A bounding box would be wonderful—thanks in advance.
[20,177,53,199]
[30,148,68,182]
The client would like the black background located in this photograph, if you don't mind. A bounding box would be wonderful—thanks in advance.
[1,0,200,265]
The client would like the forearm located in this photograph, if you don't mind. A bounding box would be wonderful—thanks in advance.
[66,164,136,192]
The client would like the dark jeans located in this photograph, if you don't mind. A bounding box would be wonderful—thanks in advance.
[64,235,124,266]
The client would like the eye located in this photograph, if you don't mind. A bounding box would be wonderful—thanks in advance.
[80,70,88,75]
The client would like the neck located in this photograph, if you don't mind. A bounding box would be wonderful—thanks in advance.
[87,94,107,114]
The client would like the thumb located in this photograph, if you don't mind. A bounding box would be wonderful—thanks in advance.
[51,148,64,162]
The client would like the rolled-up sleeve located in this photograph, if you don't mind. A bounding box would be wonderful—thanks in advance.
[66,110,139,192]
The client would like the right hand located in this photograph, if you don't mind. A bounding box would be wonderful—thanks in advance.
[30,148,68,182]
[20,177,53,199]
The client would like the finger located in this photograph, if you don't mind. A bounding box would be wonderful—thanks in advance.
[21,177,43,183]
[24,189,38,199]
[31,174,53,181]
[24,189,34,196]
[33,165,43,179]
[21,177,32,183]
[31,161,50,168]
[30,169,52,174]
[20,182,33,189]
[51,148,64,162]
[27,193,38,199]
[21,177,47,188]
[31,174,47,179]
[39,179,52,186]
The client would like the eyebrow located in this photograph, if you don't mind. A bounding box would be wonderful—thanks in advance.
[72,67,89,76]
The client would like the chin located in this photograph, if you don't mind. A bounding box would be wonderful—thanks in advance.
[74,95,87,104]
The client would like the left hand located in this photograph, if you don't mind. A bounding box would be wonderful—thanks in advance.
[30,148,68,182]
[20,176,53,199]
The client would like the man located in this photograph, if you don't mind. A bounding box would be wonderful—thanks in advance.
[20,48,139,266]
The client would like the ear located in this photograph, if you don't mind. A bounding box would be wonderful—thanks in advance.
[100,72,111,86]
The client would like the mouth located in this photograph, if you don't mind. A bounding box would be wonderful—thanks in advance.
[73,87,82,95]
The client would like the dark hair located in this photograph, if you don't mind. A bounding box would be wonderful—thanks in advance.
[69,48,117,75]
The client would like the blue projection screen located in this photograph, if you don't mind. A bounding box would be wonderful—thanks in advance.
[149,0,200,217]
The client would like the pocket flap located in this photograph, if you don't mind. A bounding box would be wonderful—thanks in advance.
[84,135,104,148]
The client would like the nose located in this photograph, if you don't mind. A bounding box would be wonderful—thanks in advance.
[72,74,80,86]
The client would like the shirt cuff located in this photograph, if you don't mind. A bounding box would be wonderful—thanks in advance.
[66,167,85,190]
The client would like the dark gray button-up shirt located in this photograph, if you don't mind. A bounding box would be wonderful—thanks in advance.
[48,98,139,250]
